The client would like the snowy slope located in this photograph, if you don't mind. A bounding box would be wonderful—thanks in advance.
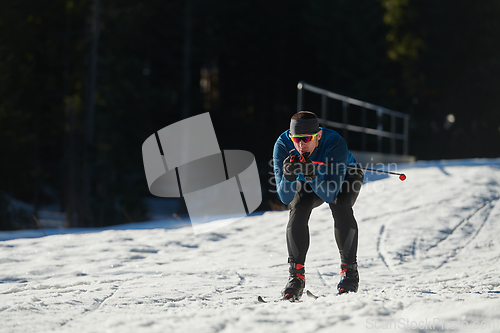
[1,159,500,333]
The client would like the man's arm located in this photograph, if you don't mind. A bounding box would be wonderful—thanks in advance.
[273,138,297,205]
[306,138,349,203]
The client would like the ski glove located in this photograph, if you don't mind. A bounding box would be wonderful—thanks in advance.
[283,154,302,182]
[299,154,317,182]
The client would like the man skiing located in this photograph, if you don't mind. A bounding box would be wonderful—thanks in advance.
[273,111,364,300]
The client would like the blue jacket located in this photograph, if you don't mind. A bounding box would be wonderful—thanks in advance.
[273,127,357,205]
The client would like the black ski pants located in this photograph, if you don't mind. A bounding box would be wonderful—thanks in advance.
[286,168,364,266]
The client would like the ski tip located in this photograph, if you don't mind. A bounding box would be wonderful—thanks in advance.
[258,294,303,303]
[306,290,319,299]
[257,295,267,303]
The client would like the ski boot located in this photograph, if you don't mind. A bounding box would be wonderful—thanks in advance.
[337,262,359,294]
[282,262,305,301]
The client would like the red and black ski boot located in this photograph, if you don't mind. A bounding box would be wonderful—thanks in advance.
[282,262,305,301]
[337,262,359,294]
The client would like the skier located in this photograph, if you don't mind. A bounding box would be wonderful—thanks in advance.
[273,111,364,300]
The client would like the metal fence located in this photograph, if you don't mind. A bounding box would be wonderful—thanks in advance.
[297,81,410,156]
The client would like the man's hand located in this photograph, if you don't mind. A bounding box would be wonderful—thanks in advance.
[299,154,317,182]
[283,154,302,182]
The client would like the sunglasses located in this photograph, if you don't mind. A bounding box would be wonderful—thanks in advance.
[289,132,319,143]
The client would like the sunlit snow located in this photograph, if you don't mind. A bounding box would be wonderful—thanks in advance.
[1,159,500,332]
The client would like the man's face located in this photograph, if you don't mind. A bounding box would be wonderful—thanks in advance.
[292,130,322,156]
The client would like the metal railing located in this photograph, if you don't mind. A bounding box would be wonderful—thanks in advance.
[297,81,410,156]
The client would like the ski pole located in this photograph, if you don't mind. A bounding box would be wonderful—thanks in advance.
[346,165,406,181]
[310,160,407,181]
[289,149,407,181]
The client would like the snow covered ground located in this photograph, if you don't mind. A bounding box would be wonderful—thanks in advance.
[1,159,500,333]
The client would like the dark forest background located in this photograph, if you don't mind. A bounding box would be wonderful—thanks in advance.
[1,0,500,229]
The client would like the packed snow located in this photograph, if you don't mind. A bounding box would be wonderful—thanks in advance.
[1,159,500,332]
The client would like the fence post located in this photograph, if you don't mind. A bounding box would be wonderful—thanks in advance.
[361,107,367,151]
[391,115,396,154]
[377,108,383,153]
[297,82,304,113]
[404,115,410,155]
[342,101,348,140]
[321,94,327,127]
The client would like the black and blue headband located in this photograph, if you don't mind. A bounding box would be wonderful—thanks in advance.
[289,118,319,136]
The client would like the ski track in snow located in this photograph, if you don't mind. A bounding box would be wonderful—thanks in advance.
[1,159,500,332]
